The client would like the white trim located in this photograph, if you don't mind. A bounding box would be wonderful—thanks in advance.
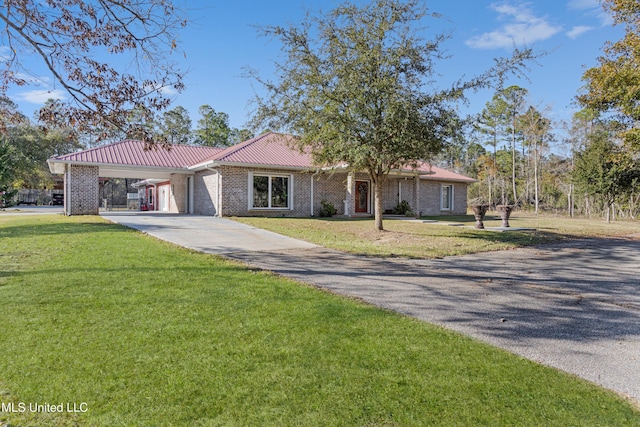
[440,184,454,211]
[248,172,294,210]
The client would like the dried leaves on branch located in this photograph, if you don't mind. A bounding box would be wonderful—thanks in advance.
[0,0,187,142]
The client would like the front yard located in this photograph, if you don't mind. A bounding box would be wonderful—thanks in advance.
[1,214,639,426]
[233,212,640,258]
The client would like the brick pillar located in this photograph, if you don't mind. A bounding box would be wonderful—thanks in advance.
[413,174,421,218]
[345,172,355,217]
[64,164,99,215]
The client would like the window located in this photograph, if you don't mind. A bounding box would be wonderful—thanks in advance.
[250,173,292,209]
[441,184,454,210]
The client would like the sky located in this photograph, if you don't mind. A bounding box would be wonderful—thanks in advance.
[6,0,625,150]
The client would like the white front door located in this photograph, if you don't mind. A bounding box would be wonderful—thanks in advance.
[159,185,169,212]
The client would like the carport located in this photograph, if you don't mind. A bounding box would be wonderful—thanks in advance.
[47,141,222,215]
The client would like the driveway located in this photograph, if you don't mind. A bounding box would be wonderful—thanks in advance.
[101,212,317,254]
[228,238,640,403]
[103,212,640,403]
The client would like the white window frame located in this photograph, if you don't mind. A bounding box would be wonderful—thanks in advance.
[441,184,454,211]
[248,172,294,210]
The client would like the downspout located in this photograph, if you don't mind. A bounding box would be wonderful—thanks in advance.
[153,184,157,211]
[310,170,320,216]
[65,163,71,216]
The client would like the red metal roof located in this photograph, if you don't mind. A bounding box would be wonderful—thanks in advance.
[200,132,312,168]
[52,140,224,169]
[51,133,475,182]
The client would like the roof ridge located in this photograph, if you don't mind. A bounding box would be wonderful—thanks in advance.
[211,132,280,161]
[52,139,139,160]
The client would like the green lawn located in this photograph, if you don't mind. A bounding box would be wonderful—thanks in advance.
[233,213,640,258]
[1,215,639,426]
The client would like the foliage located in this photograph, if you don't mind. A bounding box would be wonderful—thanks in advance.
[318,199,337,217]
[0,0,187,143]
[195,105,231,147]
[161,106,192,144]
[250,0,536,231]
[0,109,83,190]
[573,129,640,221]
[392,199,413,216]
[578,0,640,151]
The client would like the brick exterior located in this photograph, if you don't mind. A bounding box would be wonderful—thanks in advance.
[64,165,99,215]
[197,166,469,218]
[169,174,187,213]
[418,181,468,216]
[194,169,219,215]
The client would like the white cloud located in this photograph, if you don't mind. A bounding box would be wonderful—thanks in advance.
[567,0,599,10]
[465,2,563,49]
[0,46,11,61]
[14,89,66,104]
[566,25,594,38]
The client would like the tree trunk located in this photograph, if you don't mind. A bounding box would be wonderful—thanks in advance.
[374,174,384,231]
[511,115,518,204]
[533,143,540,215]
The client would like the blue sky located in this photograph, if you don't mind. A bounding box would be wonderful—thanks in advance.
[8,0,623,147]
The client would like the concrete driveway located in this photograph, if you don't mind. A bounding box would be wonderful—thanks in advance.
[101,212,317,254]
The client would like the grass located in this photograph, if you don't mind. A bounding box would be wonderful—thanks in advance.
[1,215,639,426]
[232,212,640,258]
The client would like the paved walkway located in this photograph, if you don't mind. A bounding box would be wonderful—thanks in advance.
[104,213,640,402]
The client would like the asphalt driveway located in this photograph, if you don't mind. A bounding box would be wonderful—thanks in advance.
[103,212,640,403]
[227,238,640,403]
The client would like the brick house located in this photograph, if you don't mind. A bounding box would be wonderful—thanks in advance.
[47,132,476,217]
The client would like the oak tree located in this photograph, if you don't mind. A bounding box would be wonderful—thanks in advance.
[250,0,535,230]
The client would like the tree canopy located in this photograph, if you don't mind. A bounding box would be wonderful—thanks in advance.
[577,0,640,151]
[0,0,187,142]
[250,0,535,230]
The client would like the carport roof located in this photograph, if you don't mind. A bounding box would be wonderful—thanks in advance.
[51,140,224,169]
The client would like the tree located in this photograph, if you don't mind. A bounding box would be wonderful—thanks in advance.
[0,0,187,142]
[229,128,255,146]
[573,129,640,222]
[577,0,640,151]
[518,106,552,214]
[474,94,510,205]
[250,0,535,230]
[498,86,528,204]
[161,106,192,144]
[195,105,231,147]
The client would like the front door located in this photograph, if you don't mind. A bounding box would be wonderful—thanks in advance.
[158,185,169,212]
[355,180,369,213]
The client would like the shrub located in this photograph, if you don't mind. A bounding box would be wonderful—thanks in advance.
[318,199,337,217]
[393,200,413,216]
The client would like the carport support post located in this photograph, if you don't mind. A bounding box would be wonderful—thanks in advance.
[64,164,99,215]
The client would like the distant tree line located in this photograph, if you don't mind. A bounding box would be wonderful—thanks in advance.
[0,98,251,204]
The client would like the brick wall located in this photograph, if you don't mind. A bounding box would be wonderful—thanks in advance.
[220,166,315,217]
[192,165,469,218]
[418,181,468,216]
[169,174,186,213]
[194,169,218,215]
[64,165,99,215]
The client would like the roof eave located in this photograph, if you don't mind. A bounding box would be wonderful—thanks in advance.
[47,158,192,175]
[190,160,313,172]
